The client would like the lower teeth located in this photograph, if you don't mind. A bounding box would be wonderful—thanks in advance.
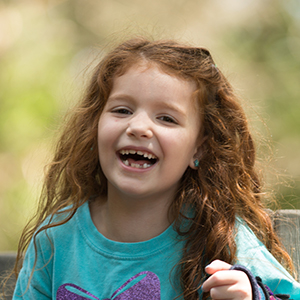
[123,160,151,169]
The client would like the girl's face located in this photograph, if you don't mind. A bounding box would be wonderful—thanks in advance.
[97,63,201,201]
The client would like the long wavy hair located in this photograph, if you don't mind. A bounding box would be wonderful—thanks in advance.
[14,37,294,299]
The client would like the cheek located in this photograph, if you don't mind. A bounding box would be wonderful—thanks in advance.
[97,126,106,147]
[162,135,193,166]
[97,117,114,143]
[98,117,123,136]
[97,125,111,160]
[167,131,197,152]
[97,118,123,160]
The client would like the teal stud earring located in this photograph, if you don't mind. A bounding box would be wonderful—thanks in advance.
[194,159,199,168]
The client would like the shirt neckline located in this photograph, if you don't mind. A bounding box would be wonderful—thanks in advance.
[75,201,180,259]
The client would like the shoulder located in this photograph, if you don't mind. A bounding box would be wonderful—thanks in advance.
[16,203,89,294]
[234,217,300,297]
[234,217,283,271]
[26,202,90,258]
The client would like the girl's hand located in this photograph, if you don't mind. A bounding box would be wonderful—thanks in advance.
[202,260,252,300]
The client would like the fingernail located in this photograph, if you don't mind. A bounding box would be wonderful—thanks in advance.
[205,263,211,269]
[200,284,207,293]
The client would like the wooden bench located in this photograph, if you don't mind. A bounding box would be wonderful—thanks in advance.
[1,210,299,299]
[273,210,300,279]
[0,253,16,299]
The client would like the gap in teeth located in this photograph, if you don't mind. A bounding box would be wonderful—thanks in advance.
[123,160,151,169]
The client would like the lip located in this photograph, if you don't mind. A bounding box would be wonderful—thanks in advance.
[116,145,159,172]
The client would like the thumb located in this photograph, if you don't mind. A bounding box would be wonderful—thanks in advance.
[205,259,232,275]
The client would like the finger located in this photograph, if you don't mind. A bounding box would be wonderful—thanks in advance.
[209,283,251,300]
[202,270,237,292]
[202,269,252,300]
[205,259,232,275]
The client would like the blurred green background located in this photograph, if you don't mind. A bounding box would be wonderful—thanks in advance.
[0,0,299,251]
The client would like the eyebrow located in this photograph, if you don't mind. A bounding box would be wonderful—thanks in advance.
[107,94,133,103]
[157,101,187,118]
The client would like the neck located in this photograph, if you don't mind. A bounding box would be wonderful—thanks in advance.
[90,189,175,243]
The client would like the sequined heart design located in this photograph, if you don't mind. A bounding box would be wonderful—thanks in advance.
[56,271,161,300]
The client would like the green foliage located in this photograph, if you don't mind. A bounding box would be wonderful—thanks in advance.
[224,0,300,208]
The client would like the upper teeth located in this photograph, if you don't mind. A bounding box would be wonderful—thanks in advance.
[119,149,157,159]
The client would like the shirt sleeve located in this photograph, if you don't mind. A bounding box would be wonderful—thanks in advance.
[235,218,300,300]
[13,231,53,299]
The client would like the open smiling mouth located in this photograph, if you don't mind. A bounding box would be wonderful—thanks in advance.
[119,149,158,169]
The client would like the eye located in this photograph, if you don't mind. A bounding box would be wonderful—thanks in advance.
[111,108,132,115]
[158,115,178,124]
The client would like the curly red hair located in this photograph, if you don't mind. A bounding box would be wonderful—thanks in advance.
[14,37,294,300]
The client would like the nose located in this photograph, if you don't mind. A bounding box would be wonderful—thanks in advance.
[126,112,153,139]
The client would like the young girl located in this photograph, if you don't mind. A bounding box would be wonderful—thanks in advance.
[13,37,300,300]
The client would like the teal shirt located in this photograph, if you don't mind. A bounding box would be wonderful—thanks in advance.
[13,202,300,299]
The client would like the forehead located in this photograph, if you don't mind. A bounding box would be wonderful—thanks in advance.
[111,63,198,105]
[113,61,198,98]
[117,59,195,84]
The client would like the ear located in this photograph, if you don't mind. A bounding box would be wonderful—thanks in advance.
[189,136,207,170]
[189,149,202,170]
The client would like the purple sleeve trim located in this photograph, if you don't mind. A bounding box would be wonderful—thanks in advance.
[230,265,292,300]
[256,276,291,300]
